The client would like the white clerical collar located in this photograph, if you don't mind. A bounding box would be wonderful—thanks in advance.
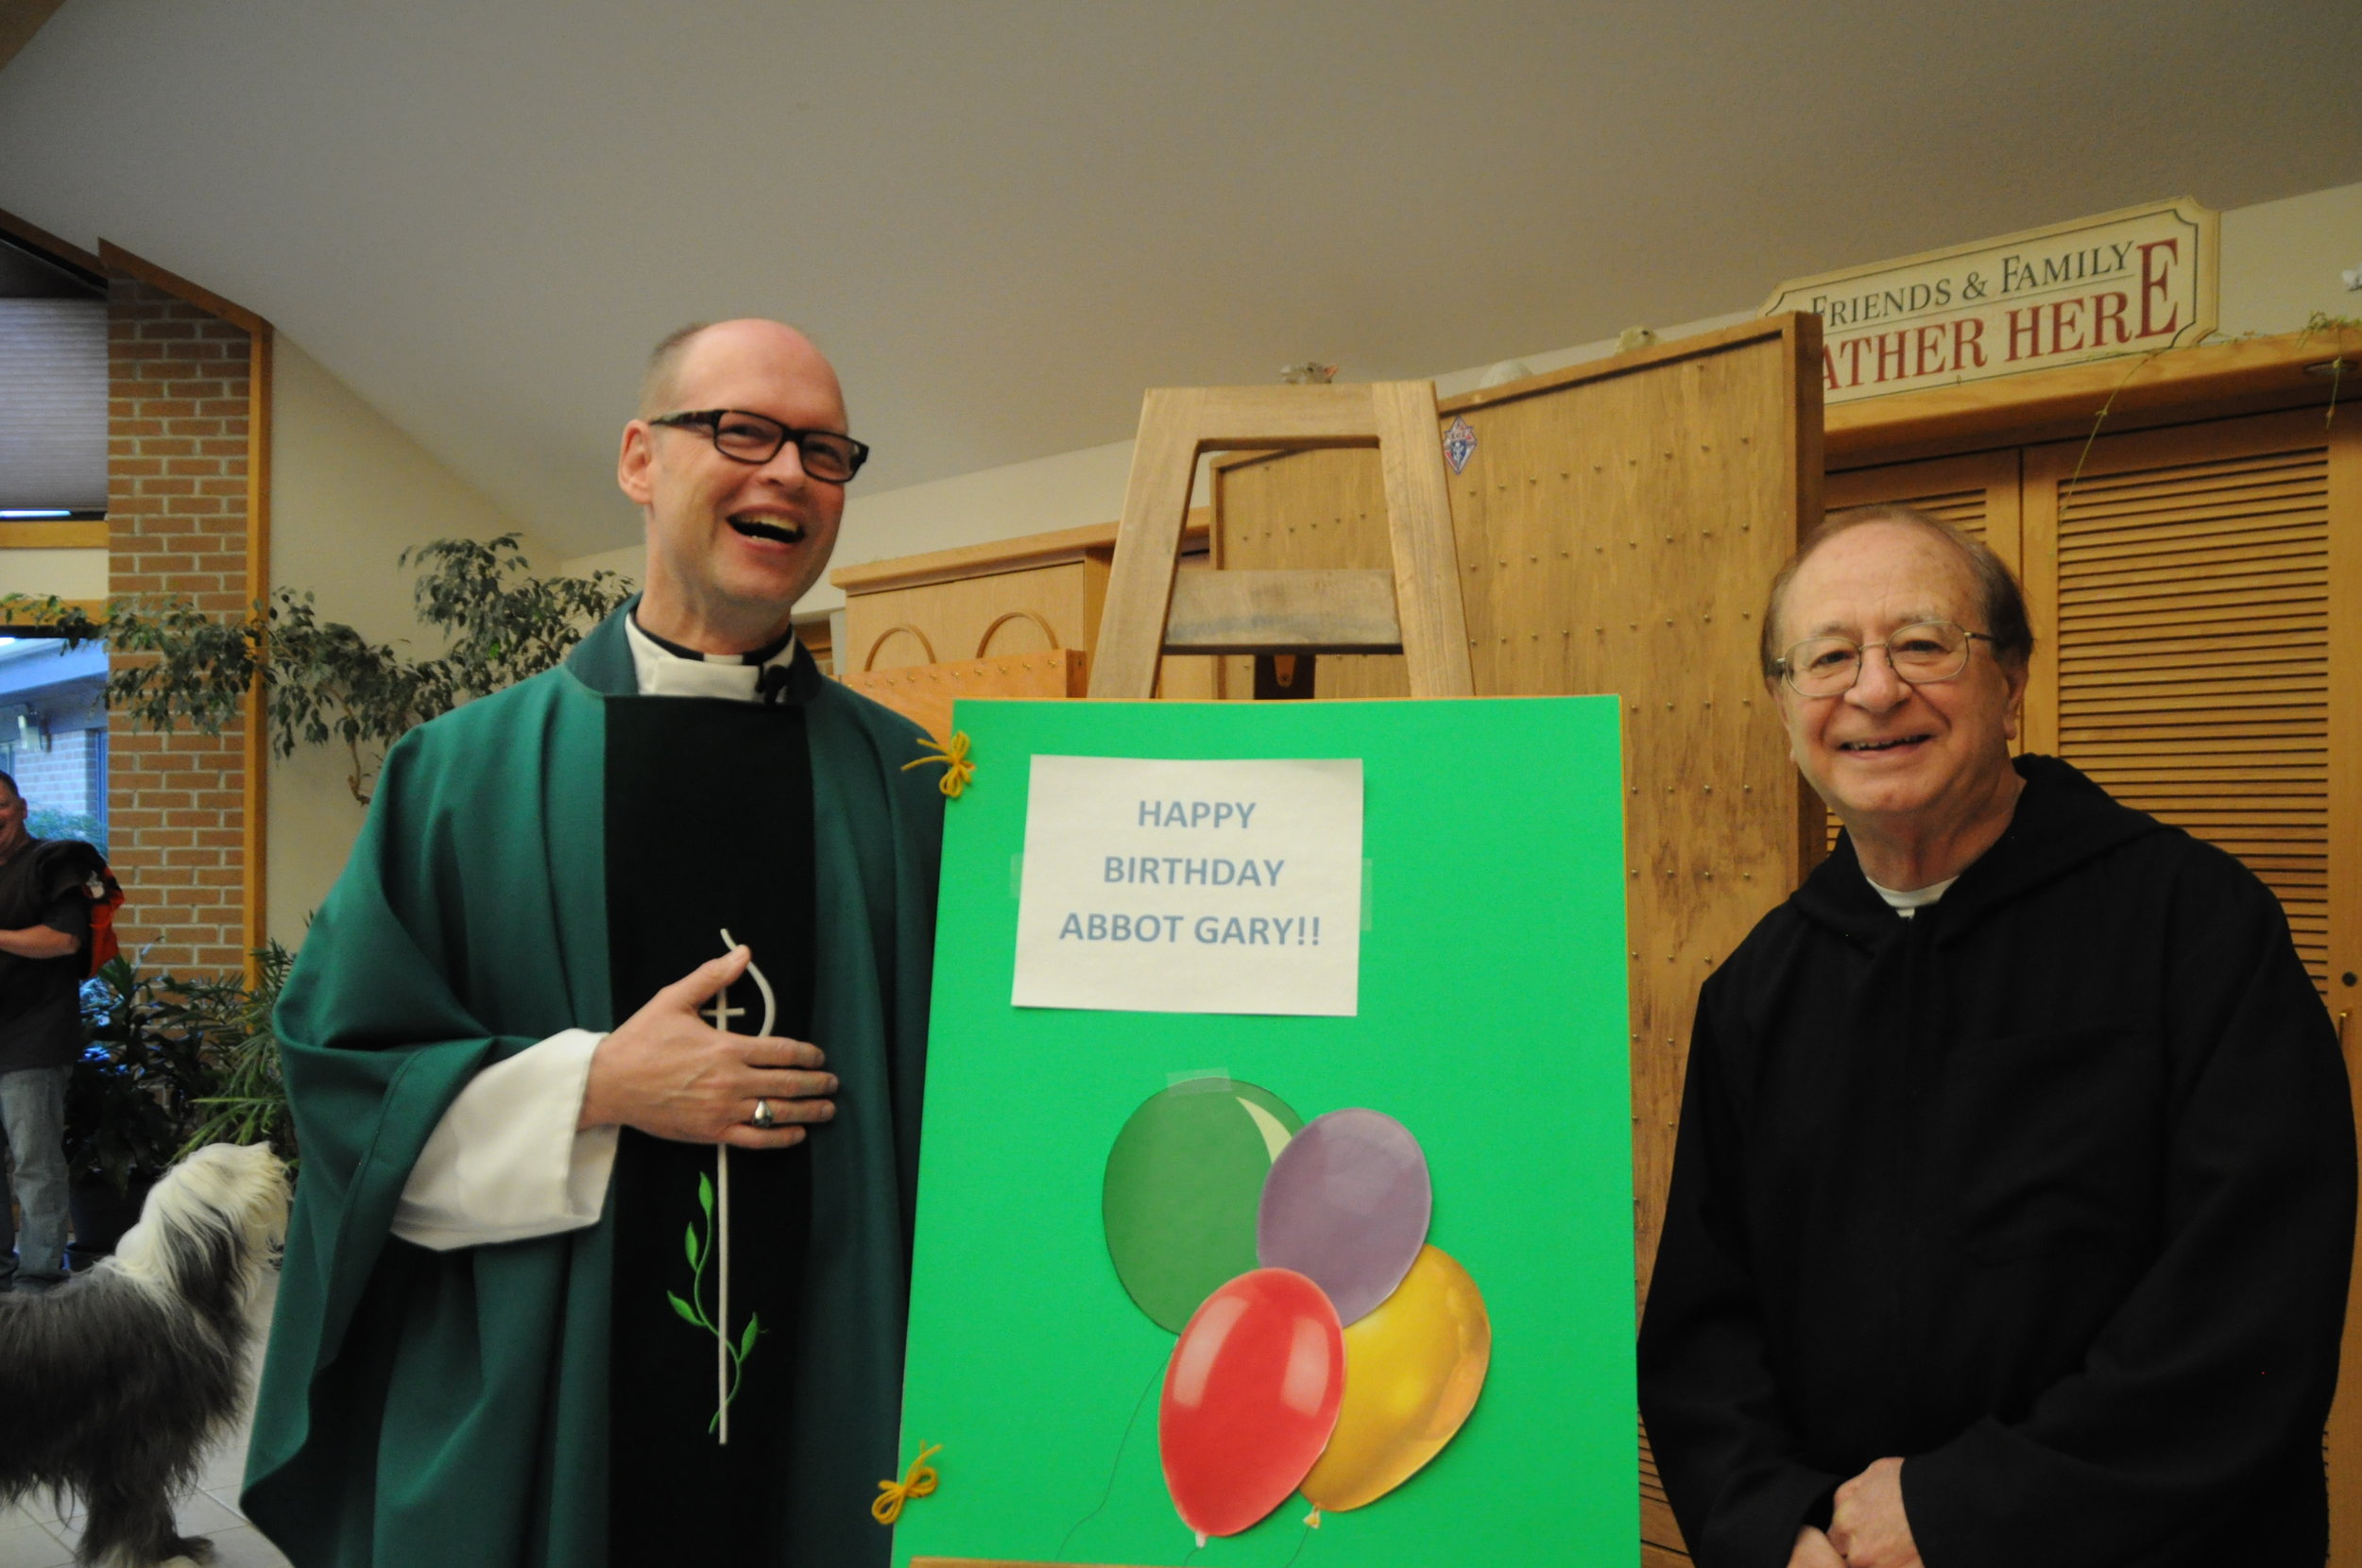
[1863,871,1959,919]
[624,615,802,703]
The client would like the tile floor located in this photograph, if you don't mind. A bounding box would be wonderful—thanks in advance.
[0,1426,290,1568]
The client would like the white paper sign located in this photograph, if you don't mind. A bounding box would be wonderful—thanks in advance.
[1013,756,1363,1015]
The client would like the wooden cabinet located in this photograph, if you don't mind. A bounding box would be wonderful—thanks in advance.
[1832,411,2354,1030]
[829,517,1218,738]
[839,523,1115,674]
[847,558,1094,671]
[2024,409,2347,997]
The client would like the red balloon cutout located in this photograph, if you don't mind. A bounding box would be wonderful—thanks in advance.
[1159,1268,1344,1542]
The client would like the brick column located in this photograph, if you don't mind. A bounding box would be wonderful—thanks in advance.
[105,277,252,975]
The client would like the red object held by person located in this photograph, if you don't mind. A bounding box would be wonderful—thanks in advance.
[83,864,125,976]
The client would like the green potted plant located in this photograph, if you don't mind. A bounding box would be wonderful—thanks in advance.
[180,939,298,1165]
[4,533,631,805]
[9,534,622,1251]
[64,956,236,1255]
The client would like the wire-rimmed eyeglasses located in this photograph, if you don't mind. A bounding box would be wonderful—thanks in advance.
[1772,620,1995,697]
[649,409,871,483]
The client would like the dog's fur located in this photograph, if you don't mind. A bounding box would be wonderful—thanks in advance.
[0,1143,288,1566]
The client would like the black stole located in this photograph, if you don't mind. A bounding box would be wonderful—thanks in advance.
[605,695,817,1561]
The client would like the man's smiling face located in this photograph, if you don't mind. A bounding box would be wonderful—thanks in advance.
[618,319,849,650]
[1771,520,2027,833]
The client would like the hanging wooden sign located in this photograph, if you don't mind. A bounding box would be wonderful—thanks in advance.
[1761,197,2217,404]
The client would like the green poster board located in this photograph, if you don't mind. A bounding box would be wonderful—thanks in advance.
[893,696,1635,1567]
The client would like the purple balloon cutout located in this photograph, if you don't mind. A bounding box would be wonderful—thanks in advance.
[1256,1108,1432,1325]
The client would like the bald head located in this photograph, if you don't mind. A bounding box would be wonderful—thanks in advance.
[638,319,846,423]
[1761,503,2032,678]
[619,316,855,655]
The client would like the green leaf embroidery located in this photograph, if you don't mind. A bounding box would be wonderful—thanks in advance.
[673,1167,759,1436]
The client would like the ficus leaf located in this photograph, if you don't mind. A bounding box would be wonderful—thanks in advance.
[64,535,630,804]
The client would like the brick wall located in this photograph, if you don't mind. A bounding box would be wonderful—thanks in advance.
[106,278,250,976]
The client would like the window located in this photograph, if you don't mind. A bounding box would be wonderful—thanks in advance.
[0,634,108,851]
[0,234,107,520]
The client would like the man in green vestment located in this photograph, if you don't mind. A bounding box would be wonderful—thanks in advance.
[244,320,946,1565]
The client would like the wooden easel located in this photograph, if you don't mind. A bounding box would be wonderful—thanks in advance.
[1087,383,1474,699]
[912,386,1468,1568]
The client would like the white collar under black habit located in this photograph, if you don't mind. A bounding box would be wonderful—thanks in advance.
[624,614,803,703]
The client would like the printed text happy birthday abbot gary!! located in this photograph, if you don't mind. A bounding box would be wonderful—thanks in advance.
[1055,797,1327,948]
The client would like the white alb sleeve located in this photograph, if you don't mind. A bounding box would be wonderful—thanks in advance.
[391,1028,622,1251]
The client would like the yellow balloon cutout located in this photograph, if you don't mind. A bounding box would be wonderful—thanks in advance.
[1299,1244,1491,1512]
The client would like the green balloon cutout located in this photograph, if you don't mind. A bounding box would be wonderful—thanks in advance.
[1103,1079,1304,1334]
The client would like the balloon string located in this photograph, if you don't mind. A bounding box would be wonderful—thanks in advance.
[1051,1357,1163,1560]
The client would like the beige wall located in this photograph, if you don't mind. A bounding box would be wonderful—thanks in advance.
[0,546,107,599]
[2219,178,2362,339]
[266,335,541,945]
[562,538,642,584]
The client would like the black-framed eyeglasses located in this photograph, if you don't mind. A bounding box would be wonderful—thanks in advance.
[1773,620,1995,697]
[649,409,870,483]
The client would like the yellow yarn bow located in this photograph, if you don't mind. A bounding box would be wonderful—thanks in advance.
[901,731,975,799]
[871,1441,942,1525]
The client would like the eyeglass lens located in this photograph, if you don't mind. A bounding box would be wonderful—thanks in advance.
[708,412,864,481]
[1784,621,1971,695]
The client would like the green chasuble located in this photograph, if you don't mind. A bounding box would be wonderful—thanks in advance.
[243,607,944,1566]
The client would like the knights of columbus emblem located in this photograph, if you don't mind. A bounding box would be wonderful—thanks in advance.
[1442,416,1479,475]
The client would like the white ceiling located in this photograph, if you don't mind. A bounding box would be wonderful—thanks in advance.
[2,0,2358,559]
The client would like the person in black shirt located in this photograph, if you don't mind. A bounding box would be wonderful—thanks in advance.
[0,769,90,1295]
[1637,507,2354,1568]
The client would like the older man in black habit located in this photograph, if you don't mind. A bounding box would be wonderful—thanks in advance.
[1638,504,2355,1568]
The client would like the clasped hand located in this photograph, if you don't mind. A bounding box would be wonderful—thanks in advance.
[579,946,833,1149]
[1792,1457,1922,1568]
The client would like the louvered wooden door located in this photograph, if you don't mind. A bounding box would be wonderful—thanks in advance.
[1823,448,2024,561]
[2020,405,2362,1566]
[2021,410,2347,995]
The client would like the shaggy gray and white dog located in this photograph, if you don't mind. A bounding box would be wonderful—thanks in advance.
[0,1143,288,1567]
